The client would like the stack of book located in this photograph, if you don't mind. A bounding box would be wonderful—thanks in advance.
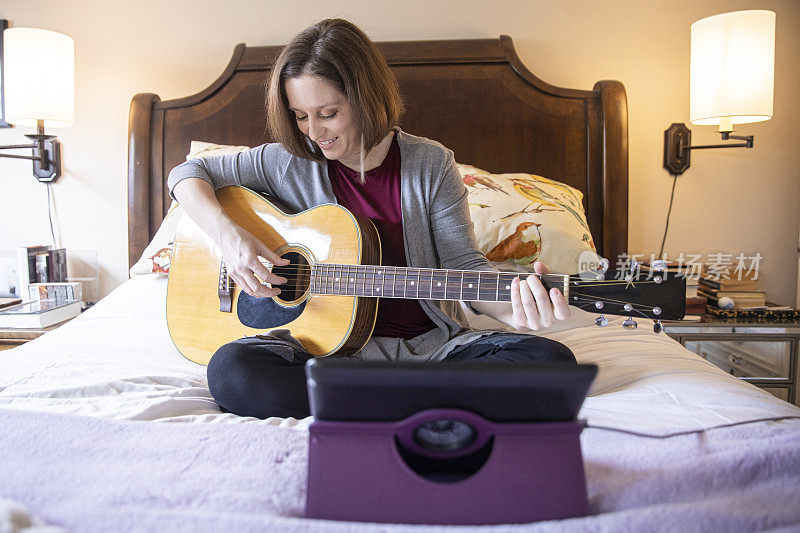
[0,298,82,328]
[698,272,765,309]
[641,259,707,315]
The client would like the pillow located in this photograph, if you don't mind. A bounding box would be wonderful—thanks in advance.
[128,141,251,277]
[456,163,598,274]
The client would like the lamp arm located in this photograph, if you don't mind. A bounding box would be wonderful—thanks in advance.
[680,133,754,155]
[0,143,42,161]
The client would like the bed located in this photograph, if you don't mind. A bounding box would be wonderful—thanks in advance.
[2,36,799,532]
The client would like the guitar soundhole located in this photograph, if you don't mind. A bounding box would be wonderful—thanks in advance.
[272,251,310,304]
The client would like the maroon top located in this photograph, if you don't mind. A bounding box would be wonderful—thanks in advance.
[327,136,437,339]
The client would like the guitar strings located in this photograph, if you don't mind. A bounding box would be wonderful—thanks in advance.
[226,270,666,315]
[568,292,662,313]
[244,261,669,288]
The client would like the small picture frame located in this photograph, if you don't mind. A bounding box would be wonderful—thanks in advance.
[0,19,9,128]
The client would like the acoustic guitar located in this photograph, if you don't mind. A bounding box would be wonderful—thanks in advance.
[166,186,685,365]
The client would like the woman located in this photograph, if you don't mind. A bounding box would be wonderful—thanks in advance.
[169,19,575,419]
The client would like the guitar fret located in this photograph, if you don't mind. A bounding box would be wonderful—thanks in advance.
[409,268,420,299]
[332,264,338,295]
[430,269,446,300]
[462,271,480,301]
[345,265,351,296]
[478,272,496,301]
[498,273,517,302]
[444,269,461,300]
[417,269,431,299]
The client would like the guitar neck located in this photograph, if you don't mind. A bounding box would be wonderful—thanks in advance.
[309,264,569,302]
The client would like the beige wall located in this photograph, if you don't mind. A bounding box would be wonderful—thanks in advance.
[1,0,798,304]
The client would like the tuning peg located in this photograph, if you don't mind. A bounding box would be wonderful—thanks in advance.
[623,317,638,329]
[595,315,608,327]
[653,320,663,333]
[651,259,668,272]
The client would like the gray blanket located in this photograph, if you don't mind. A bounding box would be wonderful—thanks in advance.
[1,409,799,532]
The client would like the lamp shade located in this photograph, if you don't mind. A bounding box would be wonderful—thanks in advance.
[3,28,75,128]
[690,10,775,128]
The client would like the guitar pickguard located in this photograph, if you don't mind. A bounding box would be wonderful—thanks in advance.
[236,293,306,329]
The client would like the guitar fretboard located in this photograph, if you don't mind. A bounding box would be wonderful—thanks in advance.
[308,264,568,302]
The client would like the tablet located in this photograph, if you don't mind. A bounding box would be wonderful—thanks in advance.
[305,358,597,423]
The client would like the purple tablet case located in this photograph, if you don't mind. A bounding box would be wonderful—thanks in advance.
[306,408,588,525]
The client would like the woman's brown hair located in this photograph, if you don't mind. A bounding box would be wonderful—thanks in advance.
[266,19,404,161]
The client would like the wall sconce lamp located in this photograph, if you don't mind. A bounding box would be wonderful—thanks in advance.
[0,27,75,182]
[663,10,775,175]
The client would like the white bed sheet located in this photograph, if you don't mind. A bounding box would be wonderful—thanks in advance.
[0,275,797,434]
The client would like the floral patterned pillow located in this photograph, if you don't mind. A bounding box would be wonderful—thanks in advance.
[128,141,251,276]
[457,163,598,274]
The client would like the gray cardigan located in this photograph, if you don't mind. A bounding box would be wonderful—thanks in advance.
[167,129,500,361]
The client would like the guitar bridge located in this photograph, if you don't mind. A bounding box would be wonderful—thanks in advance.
[219,261,232,313]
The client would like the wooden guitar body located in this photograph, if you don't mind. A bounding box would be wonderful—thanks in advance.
[167,186,380,365]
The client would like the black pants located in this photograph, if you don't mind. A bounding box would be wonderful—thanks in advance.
[207,333,577,419]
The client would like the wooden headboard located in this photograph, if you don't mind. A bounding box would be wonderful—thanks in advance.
[127,35,628,268]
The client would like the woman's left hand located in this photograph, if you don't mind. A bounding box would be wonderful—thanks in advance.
[509,261,571,331]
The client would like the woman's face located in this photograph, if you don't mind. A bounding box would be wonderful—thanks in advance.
[284,74,361,165]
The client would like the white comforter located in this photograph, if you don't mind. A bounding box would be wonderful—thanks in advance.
[1,275,796,434]
[2,276,800,533]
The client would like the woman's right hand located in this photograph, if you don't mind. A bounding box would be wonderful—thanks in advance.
[219,222,290,298]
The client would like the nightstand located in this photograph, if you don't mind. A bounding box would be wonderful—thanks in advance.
[0,319,73,350]
[664,316,800,407]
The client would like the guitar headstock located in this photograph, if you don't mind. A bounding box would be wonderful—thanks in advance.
[566,269,686,332]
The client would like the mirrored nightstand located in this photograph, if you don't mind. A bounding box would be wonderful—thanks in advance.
[664,317,800,407]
